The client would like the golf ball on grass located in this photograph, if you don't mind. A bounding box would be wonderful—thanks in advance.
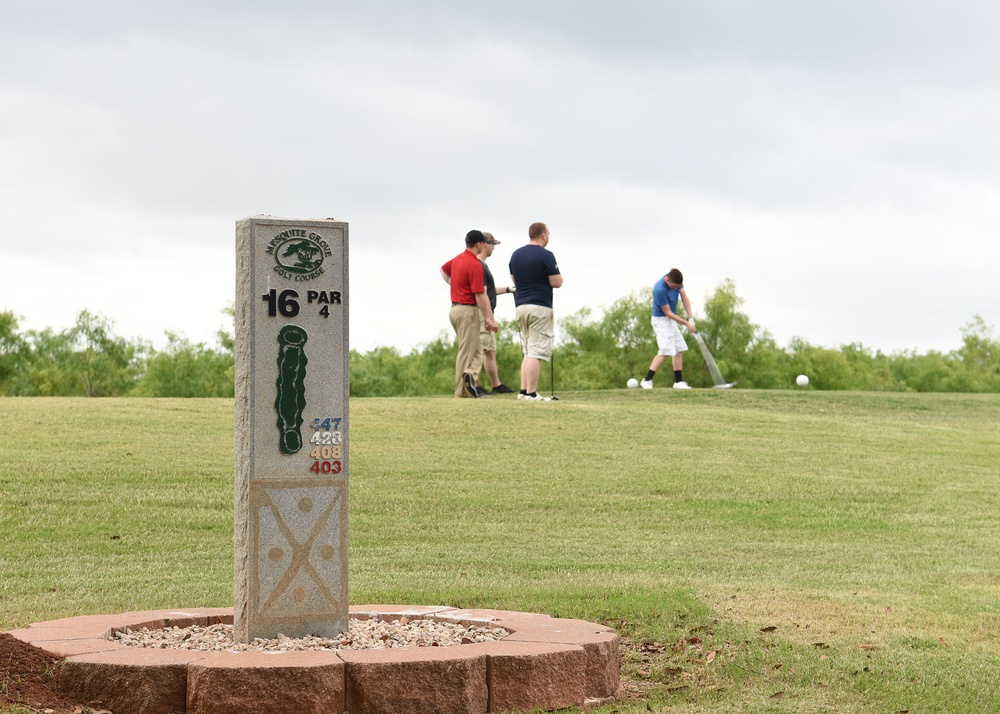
[796,374,809,387]
[627,378,639,389]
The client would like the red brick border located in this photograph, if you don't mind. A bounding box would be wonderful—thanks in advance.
[7,605,621,714]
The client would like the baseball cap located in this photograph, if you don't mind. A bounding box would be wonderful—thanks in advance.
[483,232,501,245]
[465,230,486,246]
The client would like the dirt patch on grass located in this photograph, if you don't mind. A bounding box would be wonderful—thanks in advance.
[617,630,734,705]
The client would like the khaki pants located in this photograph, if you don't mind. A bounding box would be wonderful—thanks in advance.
[450,304,483,397]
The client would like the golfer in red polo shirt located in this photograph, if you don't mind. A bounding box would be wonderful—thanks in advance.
[440,230,498,398]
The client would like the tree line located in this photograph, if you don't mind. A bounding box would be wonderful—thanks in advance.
[0,309,235,398]
[2,281,997,397]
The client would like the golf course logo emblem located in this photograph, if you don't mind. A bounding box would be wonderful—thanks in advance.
[265,229,333,281]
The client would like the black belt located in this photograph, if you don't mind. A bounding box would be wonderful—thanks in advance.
[452,302,476,306]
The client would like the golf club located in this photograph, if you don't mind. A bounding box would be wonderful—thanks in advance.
[692,331,737,389]
[550,344,560,400]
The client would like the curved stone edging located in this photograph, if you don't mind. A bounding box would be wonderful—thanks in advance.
[6,605,622,714]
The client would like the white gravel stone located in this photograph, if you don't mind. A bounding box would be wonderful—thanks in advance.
[111,616,510,653]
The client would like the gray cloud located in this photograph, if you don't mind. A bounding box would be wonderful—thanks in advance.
[2,1,998,356]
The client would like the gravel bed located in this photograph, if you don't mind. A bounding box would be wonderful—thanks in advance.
[112,616,511,652]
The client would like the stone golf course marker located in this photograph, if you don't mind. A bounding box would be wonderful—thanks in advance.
[235,216,350,642]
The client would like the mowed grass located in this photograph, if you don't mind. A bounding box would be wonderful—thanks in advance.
[1,391,999,712]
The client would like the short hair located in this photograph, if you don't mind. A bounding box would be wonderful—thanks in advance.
[667,268,684,284]
[528,222,548,240]
[465,229,485,247]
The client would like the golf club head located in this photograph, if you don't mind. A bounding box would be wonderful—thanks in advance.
[549,394,560,400]
[713,382,737,389]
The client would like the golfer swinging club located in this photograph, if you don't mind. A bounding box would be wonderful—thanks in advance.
[641,268,695,390]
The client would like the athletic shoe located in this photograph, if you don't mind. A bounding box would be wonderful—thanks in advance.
[462,373,479,398]
[672,381,692,390]
[476,385,491,397]
[492,383,515,394]
[520,393,551,401]
[640,379,653,390]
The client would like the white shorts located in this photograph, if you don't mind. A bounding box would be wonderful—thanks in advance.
[651,316,688,356]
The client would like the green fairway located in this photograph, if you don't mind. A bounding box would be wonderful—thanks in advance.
[2,392,999,712]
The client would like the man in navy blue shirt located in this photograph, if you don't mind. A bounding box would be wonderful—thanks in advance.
[508,222,563,401]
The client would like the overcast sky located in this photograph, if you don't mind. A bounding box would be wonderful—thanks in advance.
[2,1,998,356]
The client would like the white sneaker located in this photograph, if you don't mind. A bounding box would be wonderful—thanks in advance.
[672,381,692,390]
[521,393,551,401]
[639,379,653,390]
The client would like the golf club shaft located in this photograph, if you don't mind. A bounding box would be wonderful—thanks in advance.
[550,325,559,399]
[693,332,727,387]
[550,348,559,399]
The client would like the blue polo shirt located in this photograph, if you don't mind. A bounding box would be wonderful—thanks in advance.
[652,278,681,317]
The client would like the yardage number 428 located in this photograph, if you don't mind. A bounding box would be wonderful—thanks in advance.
[310,431,342,446]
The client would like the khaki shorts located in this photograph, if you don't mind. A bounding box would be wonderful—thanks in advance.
[479,312,496,352]
[515,304,554,361]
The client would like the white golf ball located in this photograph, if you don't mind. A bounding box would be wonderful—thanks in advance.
[627,378,639,389]
[796,374,809,387]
